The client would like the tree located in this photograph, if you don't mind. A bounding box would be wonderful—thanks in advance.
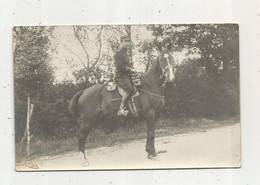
[14,26,54,141]
[147,24,240,118]
[70,25,103,83]
[69,25,135,84]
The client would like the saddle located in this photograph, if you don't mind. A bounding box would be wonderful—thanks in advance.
[105,81,140,117]
[106,72,141,96]
[106,81,140,97]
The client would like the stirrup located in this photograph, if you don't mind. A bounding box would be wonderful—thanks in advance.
[117,109,129,116]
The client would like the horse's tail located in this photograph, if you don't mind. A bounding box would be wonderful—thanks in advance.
[68,90,84,115]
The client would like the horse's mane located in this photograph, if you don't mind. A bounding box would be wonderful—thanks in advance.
[144,56,161,77]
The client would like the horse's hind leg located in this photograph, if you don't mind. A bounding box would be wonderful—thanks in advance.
[78,120,93,160]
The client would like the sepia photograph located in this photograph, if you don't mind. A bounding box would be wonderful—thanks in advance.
[14,24,240,171]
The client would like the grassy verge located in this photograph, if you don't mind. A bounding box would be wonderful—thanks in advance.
[16,116,239,161]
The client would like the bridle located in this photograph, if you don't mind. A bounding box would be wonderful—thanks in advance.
[159,52,174,88]
[160,65,173,87]
[139,52,174,101]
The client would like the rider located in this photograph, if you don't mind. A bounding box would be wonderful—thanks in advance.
[114,36,135,116]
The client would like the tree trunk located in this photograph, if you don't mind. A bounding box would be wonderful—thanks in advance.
[125,25,133,65]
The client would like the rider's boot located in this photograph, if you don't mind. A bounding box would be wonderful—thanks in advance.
[117,93,131,116]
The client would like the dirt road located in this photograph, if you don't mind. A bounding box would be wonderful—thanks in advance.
[16,123,240,171]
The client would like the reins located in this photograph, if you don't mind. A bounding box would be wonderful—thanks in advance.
[139,88,165,99]
[140,73,166,89]
[138,68,168,99]
[139,88,166,106]
[136,51,173,100]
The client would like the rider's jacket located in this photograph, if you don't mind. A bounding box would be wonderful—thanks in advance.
[114,47,132,79]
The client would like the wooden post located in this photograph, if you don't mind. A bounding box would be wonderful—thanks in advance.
[27,103,34,156]
[19,95,34,156]
[19,125,27,154]
[26,95,31,155]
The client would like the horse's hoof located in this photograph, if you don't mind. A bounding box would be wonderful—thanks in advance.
[147,153,157,159]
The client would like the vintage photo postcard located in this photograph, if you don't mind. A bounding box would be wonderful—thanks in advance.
[14,24,240,171]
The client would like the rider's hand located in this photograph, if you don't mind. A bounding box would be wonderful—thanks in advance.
[126,67,137,73]
[130,69,137,73]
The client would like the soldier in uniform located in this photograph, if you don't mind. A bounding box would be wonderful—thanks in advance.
[114,36,136,116]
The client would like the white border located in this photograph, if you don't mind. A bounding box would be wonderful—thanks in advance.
[1,0,260,184]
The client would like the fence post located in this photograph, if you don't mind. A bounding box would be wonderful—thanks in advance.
[26,95,34,156]
[19,94,34,156]
[26,95,30,155]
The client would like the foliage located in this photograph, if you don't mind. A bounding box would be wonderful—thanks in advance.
[14,27,54,94]
[147,24,240,118]
[14,26,54,140]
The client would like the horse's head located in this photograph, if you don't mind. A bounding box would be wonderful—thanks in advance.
[158,49,175,82]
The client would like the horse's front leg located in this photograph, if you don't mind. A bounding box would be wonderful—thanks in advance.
[145,110,157,159]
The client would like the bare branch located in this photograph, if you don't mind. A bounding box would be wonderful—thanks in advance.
[73,26,90,69]
[105,25,126,36]
[90,25,103,70]
[66,48,88,71]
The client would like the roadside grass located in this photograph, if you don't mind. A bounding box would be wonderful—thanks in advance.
[16,116,239,161]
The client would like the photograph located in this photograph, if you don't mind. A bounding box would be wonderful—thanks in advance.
[14,24,240,171]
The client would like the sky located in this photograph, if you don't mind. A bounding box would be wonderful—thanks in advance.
[49,25,187,83]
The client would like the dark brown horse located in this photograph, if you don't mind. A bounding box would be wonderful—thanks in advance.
[68,49,175,159]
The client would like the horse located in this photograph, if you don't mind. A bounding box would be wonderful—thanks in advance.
[68,48,175,160]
